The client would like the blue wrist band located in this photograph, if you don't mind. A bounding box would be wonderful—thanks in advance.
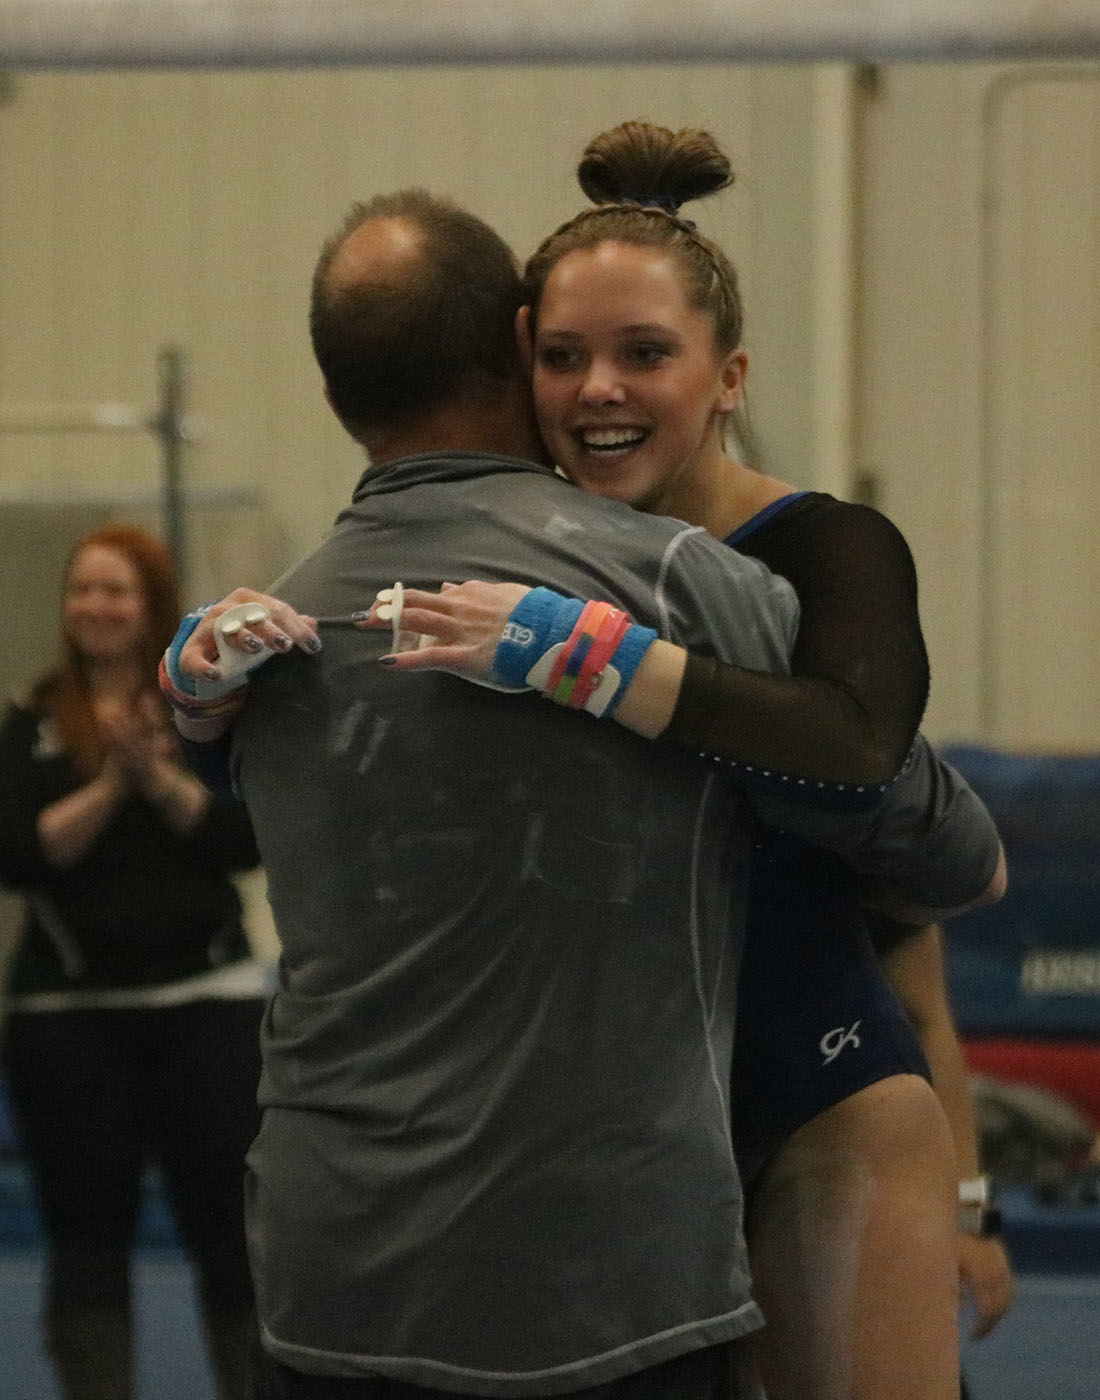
[164,608,210,698]
[601,620,658,717]
[491,588,584,689]
[490,586,657,715]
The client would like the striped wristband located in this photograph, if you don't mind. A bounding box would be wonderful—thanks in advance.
[158,654,249,721]
[490,588,657,717]
[542,602,631,708]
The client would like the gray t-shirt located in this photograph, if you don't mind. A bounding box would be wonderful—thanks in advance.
[233,452,998,1393]
[236,453,797,1393]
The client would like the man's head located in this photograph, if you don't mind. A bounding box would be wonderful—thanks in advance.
[310,190,526,451]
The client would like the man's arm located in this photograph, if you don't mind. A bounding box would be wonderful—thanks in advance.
[351,573,1003,920]
[750,735,1006,922]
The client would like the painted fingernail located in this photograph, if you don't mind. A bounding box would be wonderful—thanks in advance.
[304,635,323,654]
[350,610,372,622]
[243,635,265,653]
[272,633,292,651]
[202,667,220,680]
[379,655,397,667]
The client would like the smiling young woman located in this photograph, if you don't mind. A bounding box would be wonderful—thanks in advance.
[523,240,745,529]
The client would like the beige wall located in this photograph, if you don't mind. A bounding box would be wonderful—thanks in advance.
[0,62,822,972]
[856,61,1100,748]
[0,60,1097,751]
[0,64,819,590]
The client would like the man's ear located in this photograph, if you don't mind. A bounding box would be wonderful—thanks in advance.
[515,305,534,375]
[716,349,748,414]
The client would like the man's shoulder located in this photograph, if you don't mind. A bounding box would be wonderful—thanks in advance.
[352,451,557,498]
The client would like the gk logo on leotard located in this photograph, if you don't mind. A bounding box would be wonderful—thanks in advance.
[502,622,535,646]
[820,1020,862,1065]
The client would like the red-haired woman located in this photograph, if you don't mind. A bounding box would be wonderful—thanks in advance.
[0,523,265,1400]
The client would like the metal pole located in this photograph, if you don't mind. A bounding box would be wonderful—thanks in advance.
[3,1,1100,69]
[151,345,189,592]
[0,351,198,592]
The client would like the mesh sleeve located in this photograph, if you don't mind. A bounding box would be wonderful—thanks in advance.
[666,498,929,791]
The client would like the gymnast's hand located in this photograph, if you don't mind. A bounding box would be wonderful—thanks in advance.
[160,588,322,740]
[356,580,531,680]
[174,588,322,684]
[957,1232,1016,1339]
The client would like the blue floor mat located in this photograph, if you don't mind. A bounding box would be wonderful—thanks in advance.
[3,1159,1098,1399]
[1,1249,1097,1400]
[961,1273,1100,1399]
[1,1248,215,1400]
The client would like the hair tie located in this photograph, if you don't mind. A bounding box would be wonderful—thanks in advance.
[624,195,696,231]
[630,193,679,213]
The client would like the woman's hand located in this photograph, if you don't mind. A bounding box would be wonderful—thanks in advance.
[100,695,210,829]
[175,589,321,684]
[357,580,531,682]
[99,694,172,780]
[358,580,682,738]
[958,1233,1016,1339]
[162,588,322,742]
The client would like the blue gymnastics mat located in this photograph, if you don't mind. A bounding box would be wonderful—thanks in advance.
[960,1272,1100,1400]
[0,1247,216,1400]
[1,1246,1097,1400]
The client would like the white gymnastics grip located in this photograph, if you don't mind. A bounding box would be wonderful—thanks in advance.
[374,583,406,652]
[525,646,622,715]
[375,582,443,656]
[374,581,528,693]
[213,602,273,680]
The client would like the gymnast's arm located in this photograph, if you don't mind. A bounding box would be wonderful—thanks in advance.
[362,503,928,796]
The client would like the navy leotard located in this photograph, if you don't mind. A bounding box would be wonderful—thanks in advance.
[715,493,932,1188]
